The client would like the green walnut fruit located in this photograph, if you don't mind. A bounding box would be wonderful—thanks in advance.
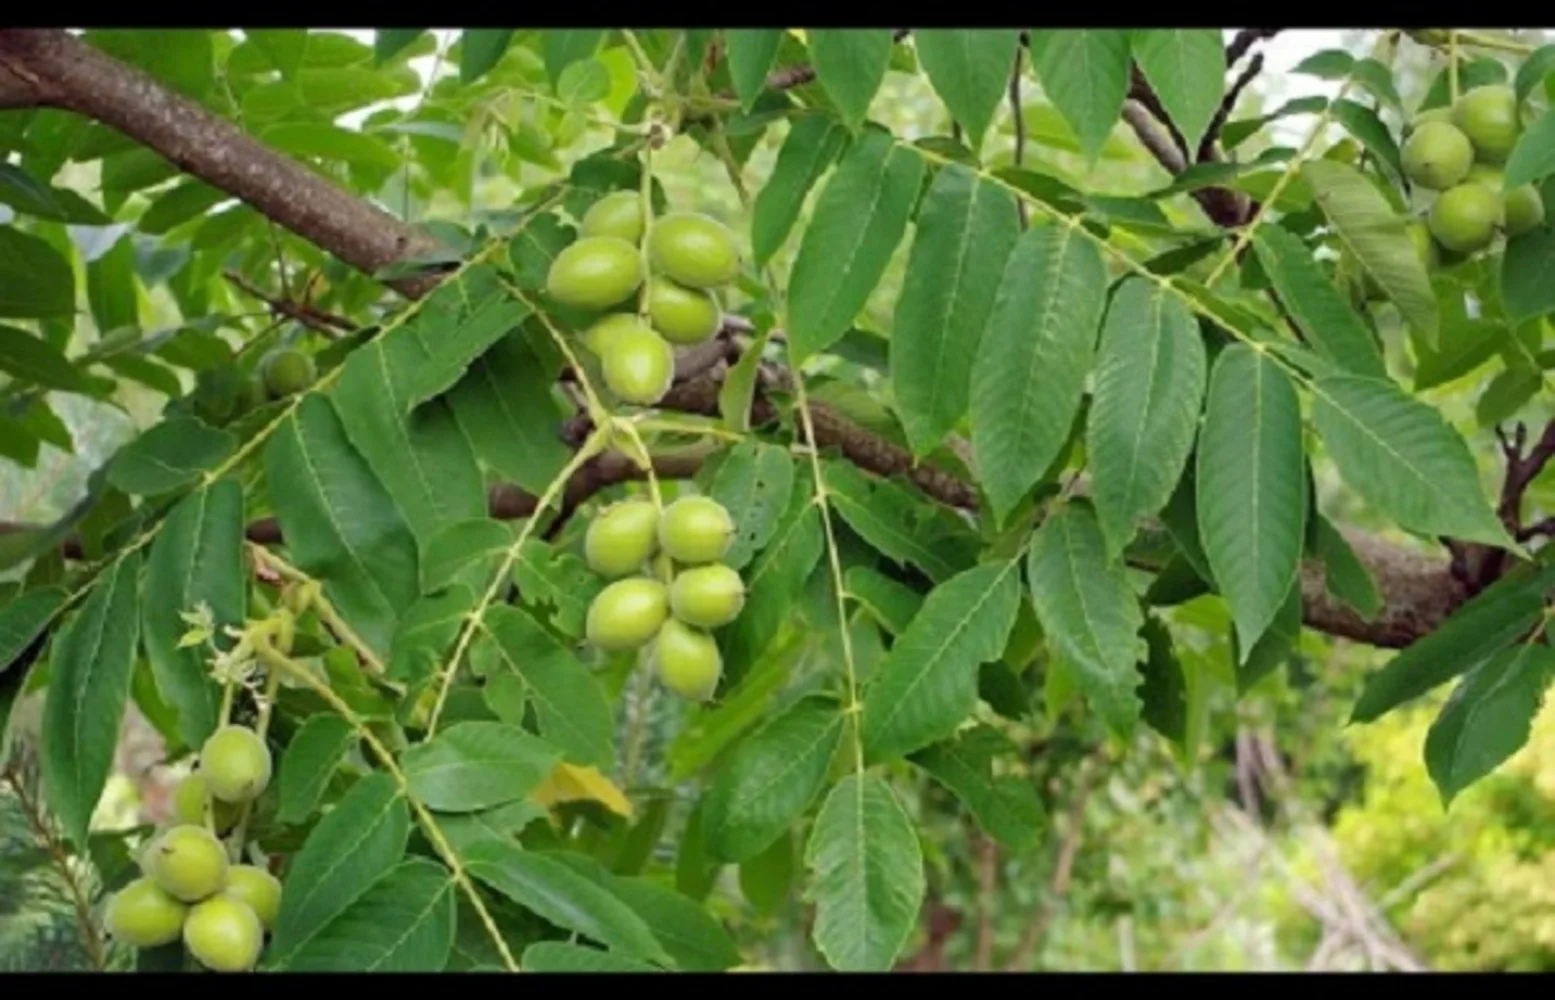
[581,191,645,244]
[1429,182,1501,254]
[646,276,721,345]
[183,895,264,973]
[602,322,675,406]
[1401,120,1474,190]
[1504,184,1546,236]
[585,499,660,578]
[260,348,316,399]
[654,618,722,702]
[146,824,229,902]
[1409,106,1454,132]
[546,236,643,311]
[669,563,746,629]
[223,865,282,932]
[585,577,669,652]
[105,877,189,948]
[1406,220,1441,272]
[200,725,273,805]
[659,496,735,565]
[647,212,741,289]
[172,773,241,833]
[1453,84,1520,163]
[584,312,642,357]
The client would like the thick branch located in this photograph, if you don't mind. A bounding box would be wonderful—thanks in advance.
[0,29,446,299]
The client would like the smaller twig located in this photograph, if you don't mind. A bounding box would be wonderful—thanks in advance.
[1226,28,1282,66]
[973,834,999,970]
[223,270,355,339]
[1198,52,1265,162]
[1006,750,1106,970]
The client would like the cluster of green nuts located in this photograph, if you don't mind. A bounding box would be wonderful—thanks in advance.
[581,493,745,701]
[1401,83,1546,261]
[104,724,279,972]
[545,190,742,408]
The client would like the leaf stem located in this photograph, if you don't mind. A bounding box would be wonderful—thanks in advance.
[254,640,521,973]
[1449,31,1461,104]
[248,544,388,677]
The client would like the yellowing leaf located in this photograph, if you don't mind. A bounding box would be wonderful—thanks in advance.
[530,762,634,820]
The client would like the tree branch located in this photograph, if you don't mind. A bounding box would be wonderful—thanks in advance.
[1226,28,1283,67]
[0,29,447,299]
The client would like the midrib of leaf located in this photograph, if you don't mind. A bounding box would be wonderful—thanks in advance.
[172,488,220,731]
[66,557,128,801]
[367,340,442,520]
[866,560,1018,741]
[363,875,454,971]
[1116,291,1168,517]
[828,488,956,581]
[1249,359,1266,603]
[805,143,895,338]
[1439,642,1540,782]
[291,415,402,618]
[1057,513,1111,667]
[1010,230,1076,460]
[917,176,982,447]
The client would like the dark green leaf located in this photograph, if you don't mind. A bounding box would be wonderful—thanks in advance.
[0,586,63,675]
[283,858,456,971]
[401,720,561,813]
[460,29,514,84]
[699,441,796,571]
[521,942,660,973]
[1027,30,1130,164]
[0,226,74,318]
[276,713,356,825]
[1129,30,1224,151]
[726,30,784,111]
[543,30,605,87]
[1251,224,1386,378]
[606,875,741,971]
[822,460,975,583]
[1500,225,1555,324]
[1312,515,1382,620]
[1425,643,1555,804]
[908,725,1044,850]
[751,117,848,266]
[108,417,234,496]
[0,324,98,393]
[807,29,895,130]
[482,605,614,769]
[375,30,426,65]
[913,30,1020,150]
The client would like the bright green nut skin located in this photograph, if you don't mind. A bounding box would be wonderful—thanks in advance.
[105,877,189,948]
[1504,185,1546,237]
[601,322,675,406]
[1430,183,1501,254]
[647,212,741,289]
[172,773,241,833]
[584,312,642,357]
[654,618,722,702]
[586,577,670,652]
[581,191,645,244]
[585,499,661,578]
[646,277,722,345]
[670,563,746,629]
[146,824,229,903]
[1464,163,1507,225]
[1453,84,1521,163]
[1401,121,1474,190]
[546,236,644,311]
[183,895,265,972]
[200,725,273,804]
[1409,106,1454,131]
[260,348,316,398]
[658,496,735,565]
[223,865,282,932]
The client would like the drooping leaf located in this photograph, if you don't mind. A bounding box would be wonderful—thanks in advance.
[276,713,357,825]
[1504,109,1555,191]
[787,128,925,363]
[481,605,614,769]
[445,329,570,496]
[374,29,425,65]
[1312,515,1383,620]
[40,553,141,848]
[542,29,605,87]
[0,324,99,394]
[726,29,784,111]
[268,772,410,967]
[822,460,975,583]
[1232,580,1303,692]
[751,116,849,265]
[1086,277,1207,560]
[460,29,514,84]
[0,586,64,675]
[890,163,1020,459]
[1197,345,1307,656]
[913,30,1020,150]
[845,566,924,636]
[807,29,895,130]
[264,395,421,660]
[1303,159,1438,345]
[462,838,671,966]
[1027,503,1145,737]
[281,858,456,972]
[401,720,562,813]
[1026,29,1131,164]
[970,223,1109,523]
[1500,225,1555,324]
[1352,561,1555,722]
[1129,29,1224,151]
[107,417,235,496]
[606,875,741,971]
[0,226,74,318]
[142,480,243,748]
[403,267,531,410]
[1251,224,1386,378]
[804,774,924,972]
[720,483,823,678]
[701,695,844,863]
[908,725,1044,850]
[510,540,602,641]
[1311,374,1513,548]
[1425,643,1555,804]
[861,560,1022,763]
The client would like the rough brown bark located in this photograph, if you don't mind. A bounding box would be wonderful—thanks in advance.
[0,29,447,299]
[0,27,1488,650]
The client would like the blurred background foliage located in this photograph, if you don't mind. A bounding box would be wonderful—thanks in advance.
[2,27,1554,971]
